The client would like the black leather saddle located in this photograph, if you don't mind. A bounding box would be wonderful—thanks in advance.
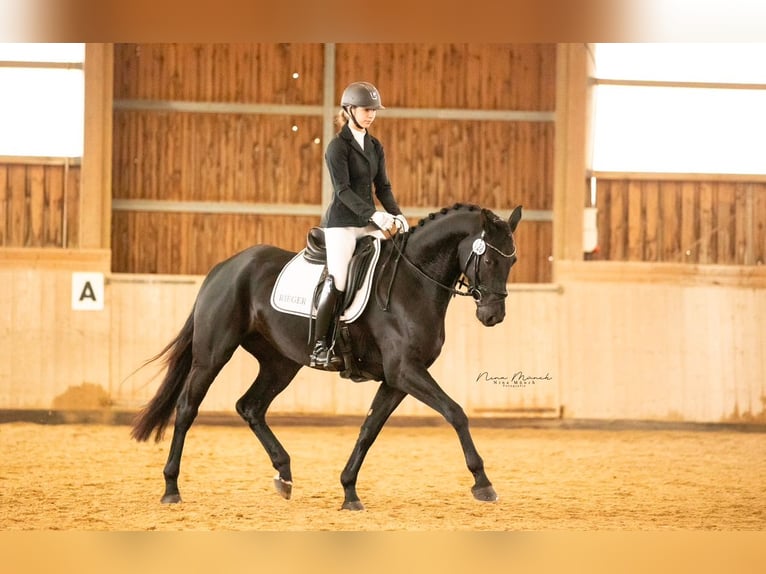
[303,227,378,312]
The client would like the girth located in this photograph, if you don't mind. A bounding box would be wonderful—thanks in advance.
[303,227,377,312]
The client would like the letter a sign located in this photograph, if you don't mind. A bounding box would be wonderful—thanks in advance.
[72,272,105,311]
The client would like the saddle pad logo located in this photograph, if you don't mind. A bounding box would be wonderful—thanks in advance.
[270,241,381,323]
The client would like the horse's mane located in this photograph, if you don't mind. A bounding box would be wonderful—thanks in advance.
[410,203,482,234]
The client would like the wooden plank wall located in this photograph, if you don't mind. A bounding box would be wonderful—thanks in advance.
[4,257,764,424]
[0,250,111,409]
[0,160,81,248]
[109,280,561,418]
[594,176,766,266]
[334,44,555,110]
[557,261,766,423]
[111,43,555,283]
[108,265,765,424]
[112,213,318,274]
[111,112,324,204]
[113,43,325,104]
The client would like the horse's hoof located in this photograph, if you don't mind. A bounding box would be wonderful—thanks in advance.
[341,500,365,511]
[273,475,293,500]
[161,493,182,504]
[471,485,498,502]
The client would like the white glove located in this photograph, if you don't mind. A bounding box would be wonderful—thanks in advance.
[393,214,409,232]
[370,211,396,232]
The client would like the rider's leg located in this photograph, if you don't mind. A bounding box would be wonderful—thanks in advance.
[310,227,357,367]
[309,274,344,367]
[324,227,358,293]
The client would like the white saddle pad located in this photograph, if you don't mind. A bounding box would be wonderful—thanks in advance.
[270,240,381,323]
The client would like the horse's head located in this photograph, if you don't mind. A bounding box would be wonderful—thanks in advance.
[458,206,522,326]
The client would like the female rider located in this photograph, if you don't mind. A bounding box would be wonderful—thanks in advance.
[310,81,408,367]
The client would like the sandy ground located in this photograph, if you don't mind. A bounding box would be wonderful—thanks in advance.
[1,421,764,531]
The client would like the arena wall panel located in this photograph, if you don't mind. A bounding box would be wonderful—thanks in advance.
[511,220,553,283]
[594,176,766,266]
[334,44,556,111]
[0,160,80,248]
[114,43,324,104]
[111,43,556,282]
[112,111,324,204]
[0,249,111,409]
[111,212,318,274]
[4,258,763,423]
[556,261,766,422]
[104,264,765,423]
[375,119,553,210]
[106,278,562,418]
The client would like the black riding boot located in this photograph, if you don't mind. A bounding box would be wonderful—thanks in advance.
[310,275,344,369]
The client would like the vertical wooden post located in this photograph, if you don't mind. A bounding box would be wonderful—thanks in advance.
[553,43,593,277]
[80,43,114,250]
[321,43,336,211]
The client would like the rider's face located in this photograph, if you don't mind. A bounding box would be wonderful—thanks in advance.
[351,107,377,130]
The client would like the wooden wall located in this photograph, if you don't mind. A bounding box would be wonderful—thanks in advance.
[0,159,81,248]
[107,280,562,418]
[6,258,763,425]
[0,249,111,409]
[113,44,325,104]
[594,175,766,265]
[334,44,555,110]
[107,266,766,423]
[112,213,318,274]
[111,43,555,283]
[4,43,765,427]
[557,261,766,423]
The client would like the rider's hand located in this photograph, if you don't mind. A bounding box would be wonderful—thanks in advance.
[393,214,409,233]
[370,211,396,233]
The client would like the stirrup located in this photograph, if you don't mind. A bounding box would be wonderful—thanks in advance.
[310,341,343,369]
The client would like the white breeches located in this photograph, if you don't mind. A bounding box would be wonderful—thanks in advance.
[324,225,387,292]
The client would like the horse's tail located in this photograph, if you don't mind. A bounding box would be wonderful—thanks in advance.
[130,307,195,443]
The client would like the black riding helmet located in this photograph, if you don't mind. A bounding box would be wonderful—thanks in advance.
[341,81,386,110]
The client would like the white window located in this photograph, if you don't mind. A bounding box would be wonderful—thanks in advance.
[0,43,85,157]
[592,43,766,174]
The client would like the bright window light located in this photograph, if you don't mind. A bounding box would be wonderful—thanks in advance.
[594,43,766,84]
[593,85,766,174]
[592,44,766,174]
[0,43,84,157]
[0,42,85,63]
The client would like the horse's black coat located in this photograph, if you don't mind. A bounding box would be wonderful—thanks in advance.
[131,203,522,510]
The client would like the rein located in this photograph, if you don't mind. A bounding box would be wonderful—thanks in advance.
[379,224,515,308]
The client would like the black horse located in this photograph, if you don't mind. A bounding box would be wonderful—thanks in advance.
[131,203,522,510]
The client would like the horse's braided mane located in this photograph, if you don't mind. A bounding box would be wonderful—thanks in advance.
[409,203,480,234]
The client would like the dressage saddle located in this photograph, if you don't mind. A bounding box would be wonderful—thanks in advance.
[303,227,378,312]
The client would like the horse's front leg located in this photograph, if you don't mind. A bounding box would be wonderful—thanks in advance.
[386,358,498,503]
[340,382,407,510]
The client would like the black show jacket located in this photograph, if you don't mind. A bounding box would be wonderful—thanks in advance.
[322,124,402,228]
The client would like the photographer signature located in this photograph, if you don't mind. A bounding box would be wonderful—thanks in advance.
[475,370,552,387]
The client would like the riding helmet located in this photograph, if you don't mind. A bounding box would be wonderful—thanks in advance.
[340,81,386,110]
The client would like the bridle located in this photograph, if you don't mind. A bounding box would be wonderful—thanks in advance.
[456,231,517,302]
[384,226,517,304]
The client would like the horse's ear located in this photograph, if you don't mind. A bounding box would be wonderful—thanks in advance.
[480,208,497,229]
[508,206,522,233]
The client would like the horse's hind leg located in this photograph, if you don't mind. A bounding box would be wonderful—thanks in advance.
[236,338,302,500]
[340,382,407,510]
[162,354,235,503]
